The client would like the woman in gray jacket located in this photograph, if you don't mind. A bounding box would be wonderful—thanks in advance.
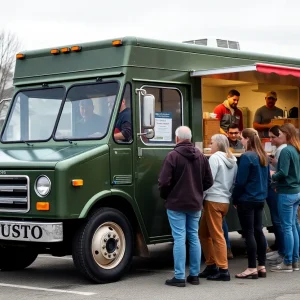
[199,134,237,281]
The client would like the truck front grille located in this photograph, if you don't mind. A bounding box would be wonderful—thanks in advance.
[0,176,30,212]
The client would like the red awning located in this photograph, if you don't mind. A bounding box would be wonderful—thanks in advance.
[256,63,300,78]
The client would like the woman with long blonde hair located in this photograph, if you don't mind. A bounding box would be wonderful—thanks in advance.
[270,123,300,273]
[232,128,269,279]
[199,134,237,281]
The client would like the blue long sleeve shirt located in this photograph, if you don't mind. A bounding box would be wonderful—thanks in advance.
[232,152,270,204]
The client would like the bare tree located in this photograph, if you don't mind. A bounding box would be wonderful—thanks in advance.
[0,30,21,100]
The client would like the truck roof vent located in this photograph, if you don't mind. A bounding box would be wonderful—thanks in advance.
[183,38,240,50]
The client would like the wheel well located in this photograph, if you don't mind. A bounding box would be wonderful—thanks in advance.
[87,196,149,257]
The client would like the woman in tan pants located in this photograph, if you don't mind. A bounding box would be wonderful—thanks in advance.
[199,134,237,281]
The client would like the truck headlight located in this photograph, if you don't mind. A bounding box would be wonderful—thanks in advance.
[35,176,51,197]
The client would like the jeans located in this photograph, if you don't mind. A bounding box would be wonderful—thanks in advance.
[266,187,285,256]
[222,218,231,249]
[167,209,201,279]
[278,193,300,265]
[297,206,300,255]
[237,202,266,268]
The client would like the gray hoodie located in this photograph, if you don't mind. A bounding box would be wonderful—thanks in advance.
[204,151,237,203]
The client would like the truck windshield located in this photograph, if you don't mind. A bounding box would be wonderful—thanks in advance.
[1,88,65,142]
[54,82,118,140]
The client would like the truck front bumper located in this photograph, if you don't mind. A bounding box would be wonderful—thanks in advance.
[0,221,63,242]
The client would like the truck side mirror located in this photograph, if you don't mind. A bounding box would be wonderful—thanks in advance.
[142,94,155,129]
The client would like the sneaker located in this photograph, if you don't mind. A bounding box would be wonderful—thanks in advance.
[227,248,234,259]
[292,262,299,271]
[269,256,283,266]
[270,262,293,273]
[267,252,281,261]
[266,251,278,259]
[165,277,186,287]
[198,265,218,278]
[187,275,200,285]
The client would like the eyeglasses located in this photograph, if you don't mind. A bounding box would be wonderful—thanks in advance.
[228,132,239,135]
[267,97,277,100]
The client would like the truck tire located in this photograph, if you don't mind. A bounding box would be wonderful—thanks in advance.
[72,207,133,283]
[0,246,38,271]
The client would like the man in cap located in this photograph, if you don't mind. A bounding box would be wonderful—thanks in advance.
[253,91,283,138]
[76,99,106,138]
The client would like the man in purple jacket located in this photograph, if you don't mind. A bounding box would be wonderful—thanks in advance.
[159,126,213,287]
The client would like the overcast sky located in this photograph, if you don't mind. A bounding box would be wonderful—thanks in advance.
[1,0,300,58]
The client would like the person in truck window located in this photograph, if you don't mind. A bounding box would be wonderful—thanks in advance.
[227,124,243,150]
[213,89,243,136]
[253,91,283,138]
[113,97,132,142]
[76,99,106,138]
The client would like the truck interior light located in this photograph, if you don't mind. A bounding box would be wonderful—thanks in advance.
[61,47,71,53]
[36,202,50,211]
[16,53,25,59]
[50,49,60,55]
[71,46,82,52]
[112,40,122,47]
[72,179,83,186]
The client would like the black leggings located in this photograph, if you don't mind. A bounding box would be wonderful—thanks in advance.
[237,202,266,268]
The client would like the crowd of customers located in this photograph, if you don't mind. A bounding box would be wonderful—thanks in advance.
[159,124,300,287]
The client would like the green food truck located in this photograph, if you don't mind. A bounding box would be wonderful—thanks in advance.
[0,36,299,283]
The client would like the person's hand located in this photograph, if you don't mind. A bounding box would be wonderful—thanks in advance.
[269,156,277,166]
[270,170,276,176]
[233,205,237,209]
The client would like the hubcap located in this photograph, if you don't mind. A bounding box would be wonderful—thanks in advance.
[92,222,126,269]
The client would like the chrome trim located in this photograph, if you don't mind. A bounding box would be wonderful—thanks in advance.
[190,65,256,77]
[0,175,30,213]
[34,175,51,198]
[138,85,184,147]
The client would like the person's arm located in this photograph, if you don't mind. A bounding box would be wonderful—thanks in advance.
[158,154,174,200]
[232,155,250,204]
[253,109,272,131]
[214,105,228,135]
[114,121,132,141]
[239,110,244,131]
[202,156,214,191]
[272,149,290,181]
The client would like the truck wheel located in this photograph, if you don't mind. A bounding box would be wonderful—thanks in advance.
[72,207,133,283]
[0,246,38,271]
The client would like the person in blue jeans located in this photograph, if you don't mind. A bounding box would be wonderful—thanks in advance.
[158,126,213,287]
[270,124,300,272]
[223,218,234,259]
[267,126,286,262]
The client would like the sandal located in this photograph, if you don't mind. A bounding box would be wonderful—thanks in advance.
[257,267,267,278]
[235,270,258,279]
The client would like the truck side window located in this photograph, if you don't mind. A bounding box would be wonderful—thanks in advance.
[113,84,132,143]
[141,87,182,144]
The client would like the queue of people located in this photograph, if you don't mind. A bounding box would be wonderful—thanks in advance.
[159,122,300,287]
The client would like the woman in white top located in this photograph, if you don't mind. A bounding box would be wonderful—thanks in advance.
[199,134,237,281]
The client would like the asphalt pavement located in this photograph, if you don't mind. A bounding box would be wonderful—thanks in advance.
[0,231,299,300]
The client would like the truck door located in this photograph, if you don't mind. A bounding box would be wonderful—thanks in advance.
[134,83,187,240]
